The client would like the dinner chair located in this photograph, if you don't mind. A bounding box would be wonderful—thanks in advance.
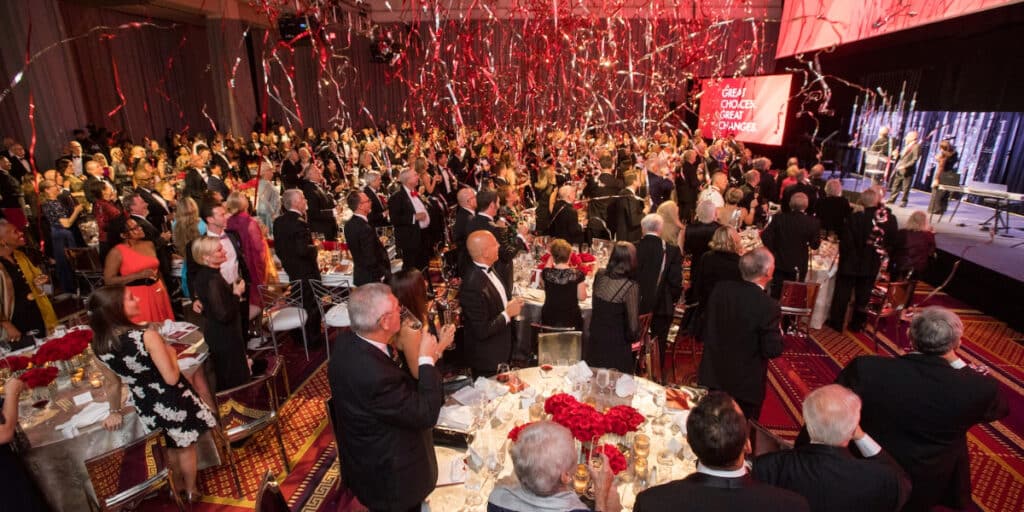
[65,247,105,295]
[749,419,793,457]
[637,336,663,385]
[630,313,654,355]
[258,280,311,360]
[84,429,185,512]
[214,361,290,498]
[778,281,822,338]
[866,280,916,352]
[665,299,697,384]
[310,279,352,353]
[536,328,583,366]
[254,470,289,512]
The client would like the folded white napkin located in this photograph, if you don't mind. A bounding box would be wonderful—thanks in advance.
[567,360,593,383]
[671,410,691,434]
[667,436,684,456]
[438,405,475,430]
[472,377,507,400]
[615,374,637,397]
[56,401,110,438]
[452,385,484,406]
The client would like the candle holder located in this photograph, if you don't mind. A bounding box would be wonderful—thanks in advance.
[572,463,590,495]
[633,433,650,459]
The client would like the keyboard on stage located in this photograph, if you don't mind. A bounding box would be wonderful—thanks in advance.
[935,183,1024,235]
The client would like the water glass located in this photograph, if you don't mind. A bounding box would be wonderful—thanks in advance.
[399,306,423,330]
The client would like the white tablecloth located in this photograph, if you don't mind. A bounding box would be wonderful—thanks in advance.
[807,240,839,330]
[278,258,403,288]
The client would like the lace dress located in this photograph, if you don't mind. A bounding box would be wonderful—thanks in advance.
[540,267,584,329]
[585,270,640,373]
[97,328,217,448]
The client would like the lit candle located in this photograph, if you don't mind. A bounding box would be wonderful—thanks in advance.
[572,463,590,494]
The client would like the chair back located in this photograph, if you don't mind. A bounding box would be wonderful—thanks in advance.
[888,281,916,312]
[309,279,350,318]
[258,280,305,311]
[779,281,821,312]
[84,429,177,511]
[642,336,662,384]
[65,247,103,273]
[749,419,793,456]
[253,470,289,512]
[214,362,283,443]
[537,330,583,366]
[637,313,654,339]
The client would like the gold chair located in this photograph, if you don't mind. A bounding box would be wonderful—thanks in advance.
[778,281,822,338]
[536,327,583,366]
[253,470,289,512]
[866,280,916,351]
[637,336,663,385]
[65,247,105,293]
[84,429,185,511]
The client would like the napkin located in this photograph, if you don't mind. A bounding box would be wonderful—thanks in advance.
[451,385,484,406]
[437,405,475,430]
[615,374,637,397]
[567,361,593,383]
[55,402,110,438]
[671,410,691,434]
[667,436,685,456]
[472,377,508,400]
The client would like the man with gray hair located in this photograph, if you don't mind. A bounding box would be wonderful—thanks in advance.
[637,213,683,360]
[752,384,911,512]
[362,170,389,227]
[697,247,783,420]
[388,168,430,270]
[761,191,821,299]
[273,188,326,347]
[488,421,620,512]
[328,283,445,512]
[546,184,584,245]
[833,306,1008,511]
[887,130,921,207]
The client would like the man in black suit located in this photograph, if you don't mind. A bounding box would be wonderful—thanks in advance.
[328,283,446,512]
[610,171,645,242]
[834,307,1009,511]
[0,156,25,210]
[280,149,303,190]
[273,189,325,347]
[388,169,430,270]
[584,154,624,240]
[183,153,209,202]
[887,131,921,207]
[698,248,784,420]
[6,143,32,181]
[344,191,392,286]
[299,163,339,240]
[124,191,173,284]
[459,230,524,377]
[682,201,720,302]
[546,185,584,245]
[467,189,517,286]
[635,391,810,512]
[82,160,117,204]
[753,384,911,512]
[209,139,232,178]
[762,192,821,298]
[133,171,171,232]
[188,200,251,337]
[674,150,701,223]
[452,187,476,276]
[363,171,389,227]
[206,161,231,201]
[827,189,897,332]
[636,214,683,359]
[780,169,819,214]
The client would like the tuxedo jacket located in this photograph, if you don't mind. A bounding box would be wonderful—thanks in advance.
[272,210,319,281]
[453,206,475,275]
[647,172,674,209]
[183,168,208,201]
[363,185,389,227]
[207,175,230,200]
[697,280,783,411]
[387,188,423,257]
[752,443,910,512]
[280,159,303,189]
[8,155,31,181]
[211,152,231,177]
[611,189,644,242]
[547,200,584,245]
[328,330,442,511]
[636,235,683,316]
[634,473,809,512]
[894,142,921,175]
[344,215,391,286]
[300,179,339,240]
[459,265,513,373]
[135,186,170,232]
[466,214,514,285]
[761,211,821,278]
[838,206,897,277]
[781,181,820,215]
[835,354,1009,511]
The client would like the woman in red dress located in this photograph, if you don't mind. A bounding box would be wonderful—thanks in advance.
[102,216,174,323]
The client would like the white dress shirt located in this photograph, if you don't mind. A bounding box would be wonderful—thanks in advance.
[355,333,433,367]
[405,186,430,229]
[475,262,509,323]
[208,228,240,284]
[696,463,747,478]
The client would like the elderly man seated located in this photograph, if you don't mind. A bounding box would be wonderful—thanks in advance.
[752,384,911,512]
[488,421,620,512]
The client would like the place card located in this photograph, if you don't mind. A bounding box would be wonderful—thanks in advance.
[73,392,93,407]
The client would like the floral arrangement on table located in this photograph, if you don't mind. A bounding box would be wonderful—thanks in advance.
[32,329,93,366]
[506,393,644,475]
[537,252,597,276]
[1,355,32,372]
[19,366,59,389]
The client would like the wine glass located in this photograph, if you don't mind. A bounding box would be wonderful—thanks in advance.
[496,363,511,383]
[595,369,611,397]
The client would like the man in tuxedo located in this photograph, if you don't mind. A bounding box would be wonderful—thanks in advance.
[697,248,783,421]
[388,169,430,270]
[459,230,523,377]
[188,200,251,336]
[635,392,809,512]
[636,214,683,359]
[834,307,1008,511]
[363,171,389,227]
[345,191,392,286]
[762,193,821,298]
[280,149,303,190]
[753,384,911,512]
[610,171,645,242]
[0,156,25,210]
[781,169,819,214]
[682,201,720,302]
[206,161,230,201]
[583,154,622,240]
[273,189,325,347]
[65,141,87,176]
[546,185,584,245]
[452,187,476,276]
[467,190,516,288]
[82,161,116,204]
[646,157,674,210]
[674,149,701,223]
[210,139,232,177]
[887,131,921,207]
[300,163,339,240]
[133,171,171,232]
[183,153,209,202]
[328,283,445,512]
[7,143,32,181]
[125,191,173,284]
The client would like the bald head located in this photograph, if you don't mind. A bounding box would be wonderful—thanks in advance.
[558,184,576,202]
[457,187,477,209]
[467,230,499,266]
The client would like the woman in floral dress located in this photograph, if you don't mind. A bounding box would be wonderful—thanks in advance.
[88,285,216,502]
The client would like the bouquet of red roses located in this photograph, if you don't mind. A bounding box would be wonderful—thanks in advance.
[537,251,596,275]
[19,366,58,388]
[543,393,579,418]
[1,355,31,372]
[594,443,628,475]
[32,329,93,366]
[604,405,645,435]
[560,403,608,442]
[507,422,535,442]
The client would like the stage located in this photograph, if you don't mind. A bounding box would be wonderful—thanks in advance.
[841,175,1024,330]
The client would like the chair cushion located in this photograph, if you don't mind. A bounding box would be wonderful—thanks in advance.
[269,307,307,331]
[325,303,350,327]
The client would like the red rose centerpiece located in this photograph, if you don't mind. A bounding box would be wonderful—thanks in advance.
[594,443,628,475]
[1,355,32,372]
[20,366,58,388]
[537,252,596,275]
[32,329,93,366]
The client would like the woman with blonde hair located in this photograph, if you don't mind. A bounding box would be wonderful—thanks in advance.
[655,200,685,247]
[533,164,558,234]
[190,236,251,389]
[173,197,205,299]
[716,187,754,228]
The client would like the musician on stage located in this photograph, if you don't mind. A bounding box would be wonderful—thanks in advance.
[887,131,921,208]
[928,140,959,215]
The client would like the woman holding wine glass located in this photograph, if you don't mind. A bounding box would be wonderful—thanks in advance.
[389,269,455,378]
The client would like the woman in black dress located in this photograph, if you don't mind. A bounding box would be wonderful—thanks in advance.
[690,226,745,339]
[390,269,455,379]
[1,376,51,511]
[88,285,217,502]
[540,239,587,330]
[585,242,640,373]
[190,236,250,390]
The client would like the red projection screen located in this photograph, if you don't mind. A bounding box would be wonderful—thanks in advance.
[776,0,1023,58]
[697,74,792,146]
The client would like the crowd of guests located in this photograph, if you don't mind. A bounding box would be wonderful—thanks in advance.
[0,121,988,510]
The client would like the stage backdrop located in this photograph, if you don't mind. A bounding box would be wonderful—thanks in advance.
[697,74,792,146]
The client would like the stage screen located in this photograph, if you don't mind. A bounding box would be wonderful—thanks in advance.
[776,0,1023,58]
[697,74,792,146]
